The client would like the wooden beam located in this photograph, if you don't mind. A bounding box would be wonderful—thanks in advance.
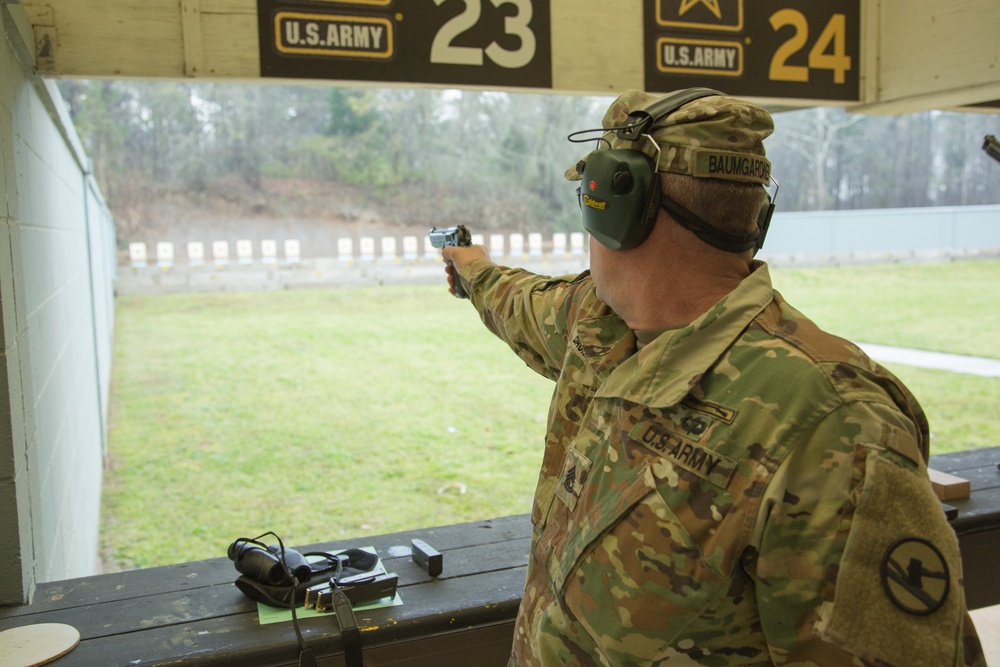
[2,1,37,67]
[180,0,203,77]
[18,0,1000,114]
[550,0,642,96]
[928,468,972,502]
[22,3,54,71]
[858,0,881,106]
[856,0,1000,113]
[201,10,257,78]
[24,0,185,78]
[853,81,1000,116]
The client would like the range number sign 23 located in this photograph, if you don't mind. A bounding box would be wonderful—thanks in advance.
[258,0,553,89]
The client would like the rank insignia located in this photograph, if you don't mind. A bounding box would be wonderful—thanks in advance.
[555,448,591,512]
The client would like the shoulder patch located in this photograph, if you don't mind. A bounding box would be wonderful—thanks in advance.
[880,537,950,615]
[816,450,967,666]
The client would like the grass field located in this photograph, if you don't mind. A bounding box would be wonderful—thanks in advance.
[102,259,1000,570]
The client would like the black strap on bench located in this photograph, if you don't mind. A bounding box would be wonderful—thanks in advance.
[333,589,363,667]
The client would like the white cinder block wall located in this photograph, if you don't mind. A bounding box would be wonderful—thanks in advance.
[1,6,116,604]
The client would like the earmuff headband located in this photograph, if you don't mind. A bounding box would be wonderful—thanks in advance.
[615,87,725,143]
[659,196,760,253]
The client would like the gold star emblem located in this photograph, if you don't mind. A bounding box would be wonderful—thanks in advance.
[678,0,722,20]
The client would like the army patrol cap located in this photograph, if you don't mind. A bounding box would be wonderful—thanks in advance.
[566,89,774,185]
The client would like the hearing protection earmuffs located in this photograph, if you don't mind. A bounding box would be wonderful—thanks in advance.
[228,534,379,607]
[573,88,777,252]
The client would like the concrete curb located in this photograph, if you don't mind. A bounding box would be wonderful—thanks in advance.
[858,343,1000,377]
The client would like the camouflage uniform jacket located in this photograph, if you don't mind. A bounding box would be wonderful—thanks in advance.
[457,258,984,667]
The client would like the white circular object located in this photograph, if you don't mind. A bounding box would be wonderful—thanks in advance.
[0,623,80,667]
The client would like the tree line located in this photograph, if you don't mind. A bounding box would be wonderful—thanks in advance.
[57,80,999,243]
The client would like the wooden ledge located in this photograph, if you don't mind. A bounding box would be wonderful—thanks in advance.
[0,515,531,667]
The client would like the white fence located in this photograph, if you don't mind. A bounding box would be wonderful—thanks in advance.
[125,205,1000,270]
[128,233,589,269]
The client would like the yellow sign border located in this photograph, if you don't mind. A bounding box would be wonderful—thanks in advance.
[656,37,744,77]
[274,12,395,59]
[307,0,393,5]
[655,0,744,33]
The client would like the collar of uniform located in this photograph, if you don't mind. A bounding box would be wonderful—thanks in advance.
[594,261,775,407]
[569,313,638,379]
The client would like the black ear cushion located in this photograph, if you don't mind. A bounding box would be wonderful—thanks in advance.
[757,190,773,228]
[636,174,662,243]
[339,548,380,573]
[754,188,776,253]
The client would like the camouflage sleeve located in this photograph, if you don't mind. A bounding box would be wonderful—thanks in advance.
[458,259,596,381]
[751,400,985,666]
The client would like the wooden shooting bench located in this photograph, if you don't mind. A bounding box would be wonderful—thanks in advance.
[0,516,529,667]
[1,446,998,667]
[930,446,1000,611]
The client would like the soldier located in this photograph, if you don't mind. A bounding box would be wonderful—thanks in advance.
[440,89,984,666]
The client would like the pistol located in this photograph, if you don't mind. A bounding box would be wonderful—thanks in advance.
[984,135,1000,164]
[429,225,472,298]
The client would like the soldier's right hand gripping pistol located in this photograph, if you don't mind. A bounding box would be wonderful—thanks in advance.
[429,225,472,298]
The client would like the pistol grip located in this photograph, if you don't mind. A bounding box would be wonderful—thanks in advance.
[450,260,468,299]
